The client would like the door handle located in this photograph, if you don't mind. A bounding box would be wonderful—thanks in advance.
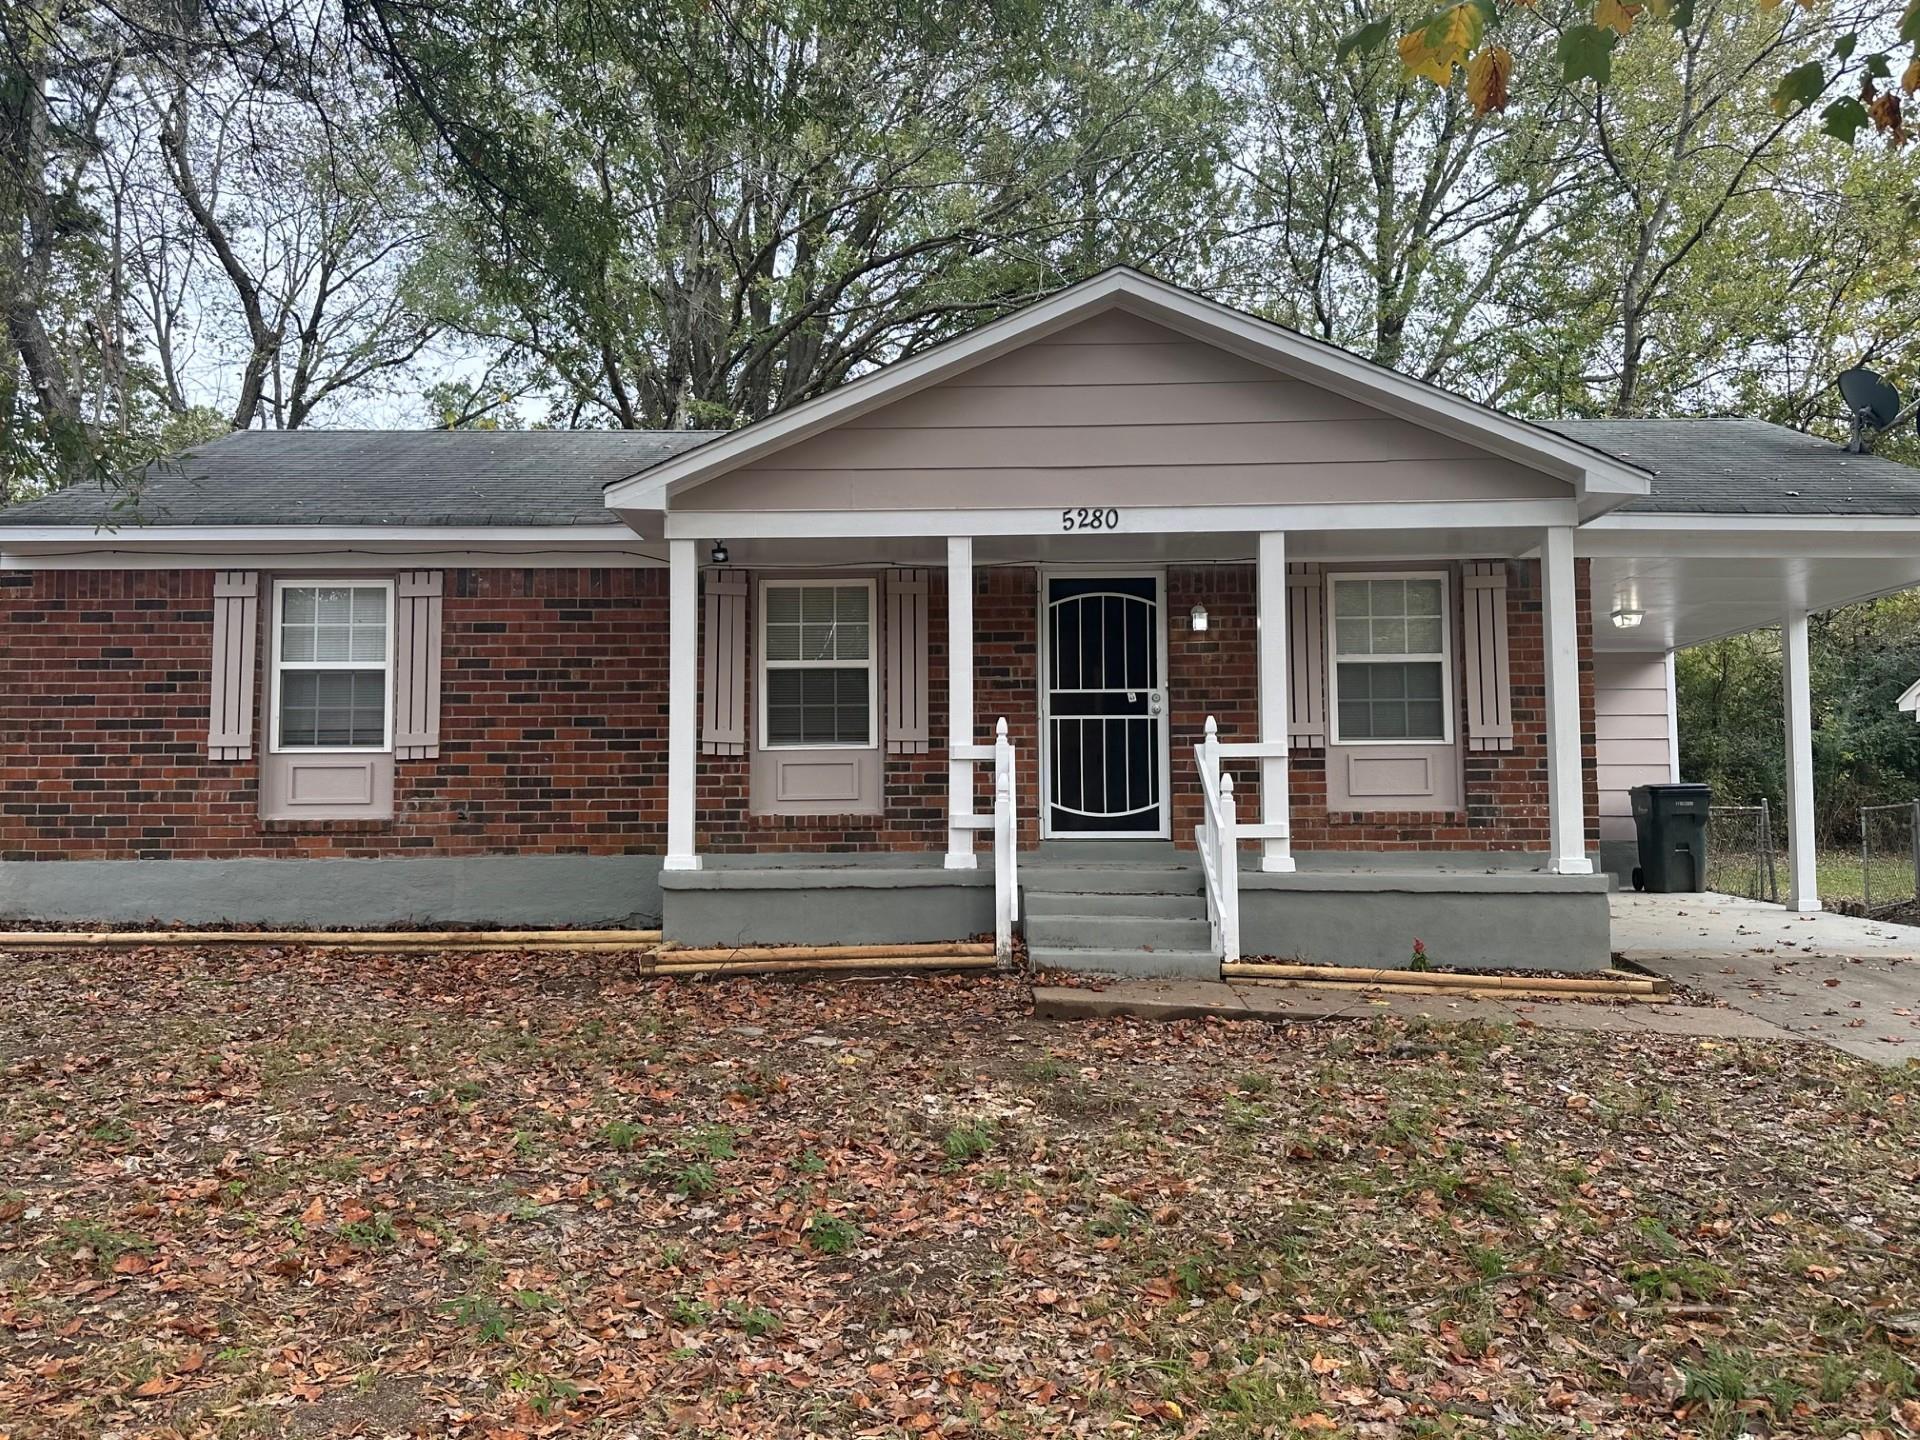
[1147,689,1165,717]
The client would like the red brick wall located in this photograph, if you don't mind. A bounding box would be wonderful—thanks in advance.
[1,568,669,860]
[1,561,1595,863]
[1167,561,1597,853]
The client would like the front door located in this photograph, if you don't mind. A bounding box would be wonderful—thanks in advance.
[1042,574,1169,837]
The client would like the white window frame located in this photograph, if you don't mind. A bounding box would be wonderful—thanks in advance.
[268,577,396,754]
[1326,570,1454,747]
[757,577,880,751]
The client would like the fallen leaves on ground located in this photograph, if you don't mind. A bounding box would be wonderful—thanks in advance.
[1,944,1917,1437]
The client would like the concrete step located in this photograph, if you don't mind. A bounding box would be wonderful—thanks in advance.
[1024,912,1213,951]
[1023,890,1208,920]
[1016,864,1202,896]
[1028,945,1220,980]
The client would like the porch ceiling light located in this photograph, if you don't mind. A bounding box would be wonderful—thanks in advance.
[1190,604,1209,633]
[710,540,729,565]
[1611,606,1645,629]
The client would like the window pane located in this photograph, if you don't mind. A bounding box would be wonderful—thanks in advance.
[1406,579,1443,616]
[1371,617,1407,654]
[1337,700,1371,739]
[1336,663,1371,702]
[1333,581,1369,618]
[283,588,316,623]
[1334,618,1370,656]
[314,624,354,662]
[1405,662,1443,699]
[282,627,316,662]
[280,669,385,747]
[765,665,868,745]
[835,586,869,624]
[1370,579,1404,616]
[801,586,834,624]
[837,622,869,661]
[315,588,353,624]
[1405,617,1444,654]
[800,622,836,658]
[764,624,800,662]
[766,586,800,625]
[1371,664,1406,700]
[1407,700,1445,738]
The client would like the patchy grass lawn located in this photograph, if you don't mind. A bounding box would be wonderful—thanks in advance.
[2,947,1918,1439]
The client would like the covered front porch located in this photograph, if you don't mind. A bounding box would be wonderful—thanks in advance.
[646,523,1611,974]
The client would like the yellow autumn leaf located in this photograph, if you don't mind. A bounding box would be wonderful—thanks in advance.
[1594,0,1643,35]
[1398,2,1485,85]
[1466,45,1514,114]
[1903,56,1920,95]
[1758,0,1784,10]
[1398,28,1457,85]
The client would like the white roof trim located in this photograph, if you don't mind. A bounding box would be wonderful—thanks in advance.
[602,268,1653,516]
[1900,677,1920,717]
[0,523,642,545]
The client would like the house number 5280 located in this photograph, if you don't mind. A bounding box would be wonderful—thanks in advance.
[1061,507,1122,531]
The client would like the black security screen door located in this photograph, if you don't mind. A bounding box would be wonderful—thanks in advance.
[1044,575,1166,835]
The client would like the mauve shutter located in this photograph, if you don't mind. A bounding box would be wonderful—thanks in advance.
[1463,561,1515,751]
[701,569,748,755]
[208,570,259,760]
[394,570,444,760]
[1287,562,1326,746]
[885,568,930,754]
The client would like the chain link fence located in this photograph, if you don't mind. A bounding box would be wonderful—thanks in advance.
[1856,801,1920,914]
[1704,802,1778,904]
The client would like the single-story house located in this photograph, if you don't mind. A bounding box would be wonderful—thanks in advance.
[6,269,1920,976]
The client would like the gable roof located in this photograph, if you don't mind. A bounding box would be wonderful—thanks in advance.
[0,428,722,529]
[1543,418,1920,517]
[601,267,1652,521]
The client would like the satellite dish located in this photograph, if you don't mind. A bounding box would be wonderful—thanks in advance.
[1839,366,1902,451]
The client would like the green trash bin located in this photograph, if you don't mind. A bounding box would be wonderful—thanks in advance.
[1629,783,1713,892]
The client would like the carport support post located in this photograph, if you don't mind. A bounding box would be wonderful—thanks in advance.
[1541,526,1592,875]
[1782,608,1820,913]
[946,536,977,869]
[1256,531,1294,872]
[664,538,701,872]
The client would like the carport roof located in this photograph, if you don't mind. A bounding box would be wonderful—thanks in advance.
[1544,418,1920,517]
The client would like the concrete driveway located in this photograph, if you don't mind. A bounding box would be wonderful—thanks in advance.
[1613,892,1920,1064]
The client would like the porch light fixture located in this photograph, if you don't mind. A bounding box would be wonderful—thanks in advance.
[1611,606,1645,629]
[710,540,729,565]
[1189,604,1209,633]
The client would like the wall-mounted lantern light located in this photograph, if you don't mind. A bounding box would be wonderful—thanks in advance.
[1190,604,1209,633]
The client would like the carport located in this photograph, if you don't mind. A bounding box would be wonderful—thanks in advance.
[1557,419,1920,917]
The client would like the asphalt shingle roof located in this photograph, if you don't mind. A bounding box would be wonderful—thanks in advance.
[1543,417,1920,516]
[3,416,1917,528]
[0,429,726,527]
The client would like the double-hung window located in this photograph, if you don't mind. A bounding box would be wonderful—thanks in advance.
[270,580,394,751]
[759,580,876,748]
[1329,573,1451,744]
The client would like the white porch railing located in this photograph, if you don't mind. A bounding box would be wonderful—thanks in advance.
[1193,716,1290,962]
[953,717,1020,962]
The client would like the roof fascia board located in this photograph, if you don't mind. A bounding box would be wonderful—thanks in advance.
[0,523,644,544]
[1578,513,1920,559]
[3,545,668,571]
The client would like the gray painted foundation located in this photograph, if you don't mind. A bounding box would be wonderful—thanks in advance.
[1238,868,1614,973]
[661,863,994,947]
[0,854,664,927]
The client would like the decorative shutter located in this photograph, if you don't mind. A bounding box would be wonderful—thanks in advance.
[208,570,259,761]
[393,570,444,760]
[1287,563,1326,746]
[885,568,931,754]
[701,569,748,755]
[1462,561,1515,751]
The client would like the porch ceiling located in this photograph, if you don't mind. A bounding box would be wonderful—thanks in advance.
[1589,551,1920,652]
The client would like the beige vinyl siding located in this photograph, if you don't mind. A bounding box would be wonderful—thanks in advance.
[693,311,1570,513]
[1593,654,1675,842]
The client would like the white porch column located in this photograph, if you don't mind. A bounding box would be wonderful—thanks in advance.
[1256,531,1294,872]
[664,537,701,872]
[1782,608,1821,913]
[1540,526,1592,875]
[945,535,976,869]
